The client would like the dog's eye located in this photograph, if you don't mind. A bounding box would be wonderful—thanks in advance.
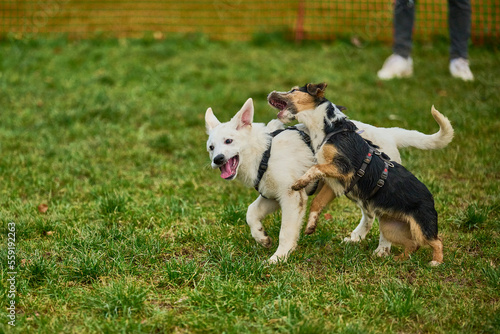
[209,145,214,151]
[225,139,233,144]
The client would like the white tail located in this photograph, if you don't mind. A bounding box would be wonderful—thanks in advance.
[387,106,454,150]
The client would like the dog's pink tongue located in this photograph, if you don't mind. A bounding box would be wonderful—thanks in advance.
[220,161,233,179]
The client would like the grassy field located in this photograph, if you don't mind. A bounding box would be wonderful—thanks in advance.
[0,35,499,333]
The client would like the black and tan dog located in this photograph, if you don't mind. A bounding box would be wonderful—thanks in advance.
[269,83,443,265]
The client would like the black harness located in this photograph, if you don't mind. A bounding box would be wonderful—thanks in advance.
[317,128,394,199]
[254,126,318,198]
[317,128,354,151]
[344,147,394,198]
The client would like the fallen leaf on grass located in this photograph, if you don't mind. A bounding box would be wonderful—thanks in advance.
[38,203,48,213]
[324,213,333,220]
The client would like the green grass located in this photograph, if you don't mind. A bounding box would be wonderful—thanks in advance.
[0,35,499,333]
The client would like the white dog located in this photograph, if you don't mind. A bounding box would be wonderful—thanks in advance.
[206,97,453,262]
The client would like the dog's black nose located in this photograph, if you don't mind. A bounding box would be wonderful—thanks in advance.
[213,154,225,165]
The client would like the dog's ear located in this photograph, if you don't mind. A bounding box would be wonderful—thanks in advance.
[306,83,328,97]
[205,107,221,133]
[233,98,254,130]
[336,105,347,111]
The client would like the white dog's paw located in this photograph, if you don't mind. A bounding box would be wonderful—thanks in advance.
[268,253,288,264]
[429,260,442,267]
[267,256,279,264]
[373,246,391,257]
[343,235,363,243]
[267,255,282,264]
[257,236,273,249]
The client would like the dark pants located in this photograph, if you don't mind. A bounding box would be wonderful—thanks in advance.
[393,0,471,60]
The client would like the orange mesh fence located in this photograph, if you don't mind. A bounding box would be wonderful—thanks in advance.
[1,0,498,43]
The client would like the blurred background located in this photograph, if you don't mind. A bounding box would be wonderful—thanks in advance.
[2,0,499,44]
[1,2,499,333]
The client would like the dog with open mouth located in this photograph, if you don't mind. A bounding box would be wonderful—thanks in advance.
[206,98,320,263]
[207,91,452,263]
[269,83,445,265]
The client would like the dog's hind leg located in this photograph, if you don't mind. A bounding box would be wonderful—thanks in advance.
[269,190,308,263]
[379,217,418,261]
[373,230,392,257]
[428,238,444,266]
[409,217,443,266]
[306,185,336,235]
[344,204,375,243]
[246,196,280,249]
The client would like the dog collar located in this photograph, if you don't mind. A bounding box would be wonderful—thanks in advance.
[317,128,354,151]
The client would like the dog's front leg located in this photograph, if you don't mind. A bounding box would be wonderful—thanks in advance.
[246,195,279,248]
[292,164,349,191]
[306,185,336,235]
[268,190,307,263]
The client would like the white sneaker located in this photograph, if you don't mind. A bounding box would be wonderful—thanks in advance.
[377,54,413,80]
[450,58,474,81]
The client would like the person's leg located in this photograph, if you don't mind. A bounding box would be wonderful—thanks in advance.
[393,0,416,58]
[378,0,415,79]
[448,0,471,60]
[448,0,474,80]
